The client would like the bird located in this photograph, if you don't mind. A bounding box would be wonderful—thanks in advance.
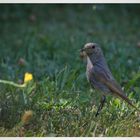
[80,42,139,116]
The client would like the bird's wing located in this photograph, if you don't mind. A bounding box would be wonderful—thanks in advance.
[93,68,139,111]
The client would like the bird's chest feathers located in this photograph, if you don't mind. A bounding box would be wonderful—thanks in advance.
[86,57,94,81]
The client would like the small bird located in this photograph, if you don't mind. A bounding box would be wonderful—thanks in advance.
[80,42,139,116]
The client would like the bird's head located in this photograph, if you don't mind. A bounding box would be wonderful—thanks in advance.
[80,42,104,64]
[80,42,102,56]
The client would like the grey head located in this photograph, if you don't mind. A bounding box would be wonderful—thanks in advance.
[80,42,104,64]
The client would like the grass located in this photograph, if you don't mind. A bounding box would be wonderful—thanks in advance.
[0,4,140,136]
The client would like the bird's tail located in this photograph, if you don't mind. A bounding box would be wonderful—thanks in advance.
[114,91,140,112]
[104,80,140,112]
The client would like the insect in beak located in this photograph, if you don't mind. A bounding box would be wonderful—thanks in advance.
[79,48,87,58]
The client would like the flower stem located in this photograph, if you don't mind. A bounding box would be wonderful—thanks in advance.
[0,79,26,88]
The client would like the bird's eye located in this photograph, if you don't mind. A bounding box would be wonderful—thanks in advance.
[92,45,95,49]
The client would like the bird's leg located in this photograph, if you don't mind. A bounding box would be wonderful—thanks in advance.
[95,95,106,117]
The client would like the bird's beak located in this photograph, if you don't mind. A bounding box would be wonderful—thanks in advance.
[80,48,85,52]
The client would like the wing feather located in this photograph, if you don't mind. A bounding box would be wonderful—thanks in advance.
[93,67,139,111]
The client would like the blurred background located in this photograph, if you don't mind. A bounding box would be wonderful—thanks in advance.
[0,4,140,136]
[0,4,140,81]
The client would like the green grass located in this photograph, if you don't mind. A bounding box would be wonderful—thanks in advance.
[0,4,140,136]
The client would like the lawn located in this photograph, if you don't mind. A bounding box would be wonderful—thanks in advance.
[0,4,140,136]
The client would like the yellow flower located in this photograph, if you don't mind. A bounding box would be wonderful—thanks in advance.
[24,72,33,83]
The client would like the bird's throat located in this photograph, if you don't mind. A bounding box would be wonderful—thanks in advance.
[87,57,94,70]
